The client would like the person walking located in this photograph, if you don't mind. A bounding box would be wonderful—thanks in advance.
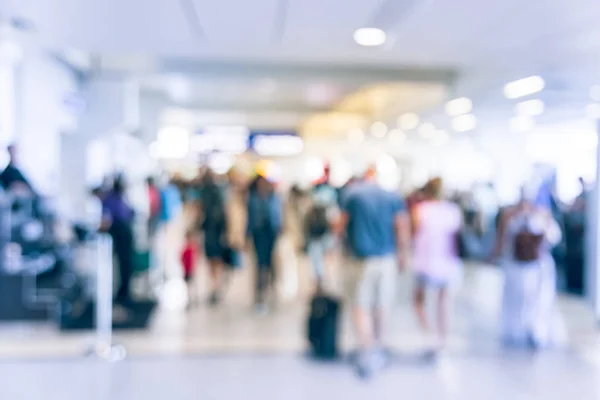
[101,176,135,306]
[338,168,410,378]
[247,175,283,314]
[198,171,228,306]
[493,188,566,349]
[411,178,462,354]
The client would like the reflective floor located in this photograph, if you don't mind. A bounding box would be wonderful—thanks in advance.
[1,343,599,399]
[0,261,599,398]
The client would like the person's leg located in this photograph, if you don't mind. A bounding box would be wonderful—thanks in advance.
[308,239,325,284]
[265,234,277,298]
[436,286,449,348]
[348,259,380,377]
[207,258,222,304]
[114,224,134,304]
[373,256,397,347]
[413,278,430,333]
[346,259,373,349]
[253,235,268,306]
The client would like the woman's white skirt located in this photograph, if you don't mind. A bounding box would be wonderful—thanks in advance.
[501,255,567,348]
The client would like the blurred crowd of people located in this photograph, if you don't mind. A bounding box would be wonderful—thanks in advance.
[43,154,586,379]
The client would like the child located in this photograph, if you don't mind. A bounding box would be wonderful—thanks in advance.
[181,230,199,309]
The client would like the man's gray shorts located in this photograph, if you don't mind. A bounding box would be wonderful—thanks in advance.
[345,255,397,310]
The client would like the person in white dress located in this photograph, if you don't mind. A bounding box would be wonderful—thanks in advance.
[493,189,566,349]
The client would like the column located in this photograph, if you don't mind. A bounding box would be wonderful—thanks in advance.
[0,22,22,162]
[588,120,600,322]
[59,77,140,219]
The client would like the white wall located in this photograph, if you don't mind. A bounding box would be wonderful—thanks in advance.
[18,52,79,196]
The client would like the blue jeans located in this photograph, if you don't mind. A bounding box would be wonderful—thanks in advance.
[308,235,334,281]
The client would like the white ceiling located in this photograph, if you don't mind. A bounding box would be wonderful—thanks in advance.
[3,0,600,69]
[3,0,600,135]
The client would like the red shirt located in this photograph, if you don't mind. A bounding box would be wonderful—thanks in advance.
[148,186,161,217]
[181,243,196,276]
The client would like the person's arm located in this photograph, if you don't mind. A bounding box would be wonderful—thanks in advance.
[394,210,411,271]
[540,209,562,246]
[245,195,253,239]
[492,207,514,261]
[99,201,113,233]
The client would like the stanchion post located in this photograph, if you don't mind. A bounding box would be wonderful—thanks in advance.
[93,233,126,361]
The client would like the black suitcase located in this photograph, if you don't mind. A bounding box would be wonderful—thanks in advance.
[307,292,341,359]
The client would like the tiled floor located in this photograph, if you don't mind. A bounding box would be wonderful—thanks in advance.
[1,348,599,399]
[0,262,597,358]
[0,257,599,398]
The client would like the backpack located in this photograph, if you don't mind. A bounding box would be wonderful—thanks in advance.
[306,205,329,238]
[513,218,544,262]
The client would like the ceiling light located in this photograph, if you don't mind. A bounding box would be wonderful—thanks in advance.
[590,85,600,102]
[503,76,545,99]
[156,126,190,159]
[254,136,304,156]
[348,128,365,144]
[166,75,192,102]
[431,130,449,146]
[353,27,387,47]
[397,113,420,130]
[388,129,406,145]
[445,97,472,117]
[419,123,436,138]
[515,99,544,116]
[451,114,477,132]
[509,116,535,132]
[586,103,600,120]
[370,121,388,138]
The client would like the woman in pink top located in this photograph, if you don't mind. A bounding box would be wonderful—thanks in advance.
[412,178,462,350]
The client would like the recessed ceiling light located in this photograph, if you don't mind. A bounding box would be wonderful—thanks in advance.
[348,128,365,144]
[509,116,535,132]
[445,97,472,117]
[451,114,477,132]
[370,121,388,138]
[388,129,406,145]
[431,130,449,146]
[397,113,420,130]
[166,75,192,102]
[515,99,544,116]
[419,123,436,138]
[353,27,387,47]
[503,76,545,99]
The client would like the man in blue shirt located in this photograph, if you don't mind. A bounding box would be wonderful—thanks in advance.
[338,170,410,378]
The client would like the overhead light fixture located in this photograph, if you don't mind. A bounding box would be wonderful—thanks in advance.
[509,116,535,132]
[156,126,190,159]
[445,97,472,117]
[397,113,420,130]
[431,130,449,146]
[586,103,600,120]
[370,121,388,138]
[353,27,387,47]
[514,99,544,116]
[451,114,477,132]
[166,75,192,102]
[388,129,406,145]
[348,128,365,144]
[503,76,545,99]
[419,122,436,138]
[254,136,304,156]
[590,85,600,102]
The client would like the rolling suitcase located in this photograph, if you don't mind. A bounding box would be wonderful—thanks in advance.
[307,291,341,359]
